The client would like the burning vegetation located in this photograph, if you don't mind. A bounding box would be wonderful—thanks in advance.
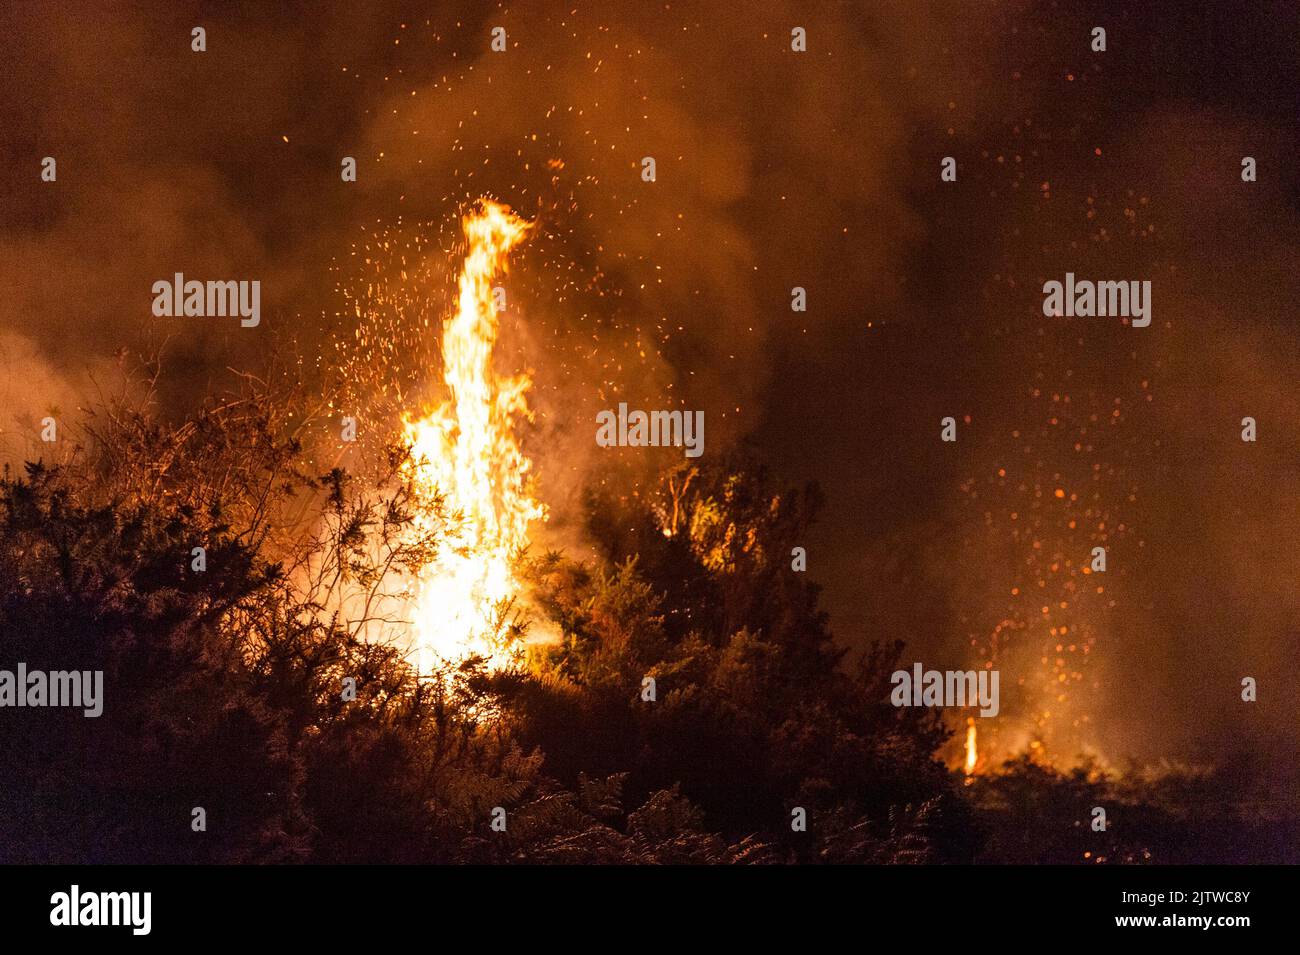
[1,0,1297,876]
[0,239,1293,862]
[401,201,544,672]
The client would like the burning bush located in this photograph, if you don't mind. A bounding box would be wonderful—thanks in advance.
[2,368,1291,863]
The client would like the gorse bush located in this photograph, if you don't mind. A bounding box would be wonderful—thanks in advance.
[0,374,1286,863]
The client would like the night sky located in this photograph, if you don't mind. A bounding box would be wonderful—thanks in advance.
[1,1,1297,771]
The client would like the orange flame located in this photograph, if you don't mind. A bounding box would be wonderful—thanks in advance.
[403,201,544,672]
[964,717,978,775]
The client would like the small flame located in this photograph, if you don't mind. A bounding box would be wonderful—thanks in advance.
[964,717,978,776]
[403,200,544,672]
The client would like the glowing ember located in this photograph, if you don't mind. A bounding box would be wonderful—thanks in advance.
[402,200,544,672]
[964,718,978,776]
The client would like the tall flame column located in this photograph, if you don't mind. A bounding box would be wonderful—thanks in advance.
[403,201,544,673]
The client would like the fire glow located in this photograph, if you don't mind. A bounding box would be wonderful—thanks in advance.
[402,201,544,673]
[964,718,978,776]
